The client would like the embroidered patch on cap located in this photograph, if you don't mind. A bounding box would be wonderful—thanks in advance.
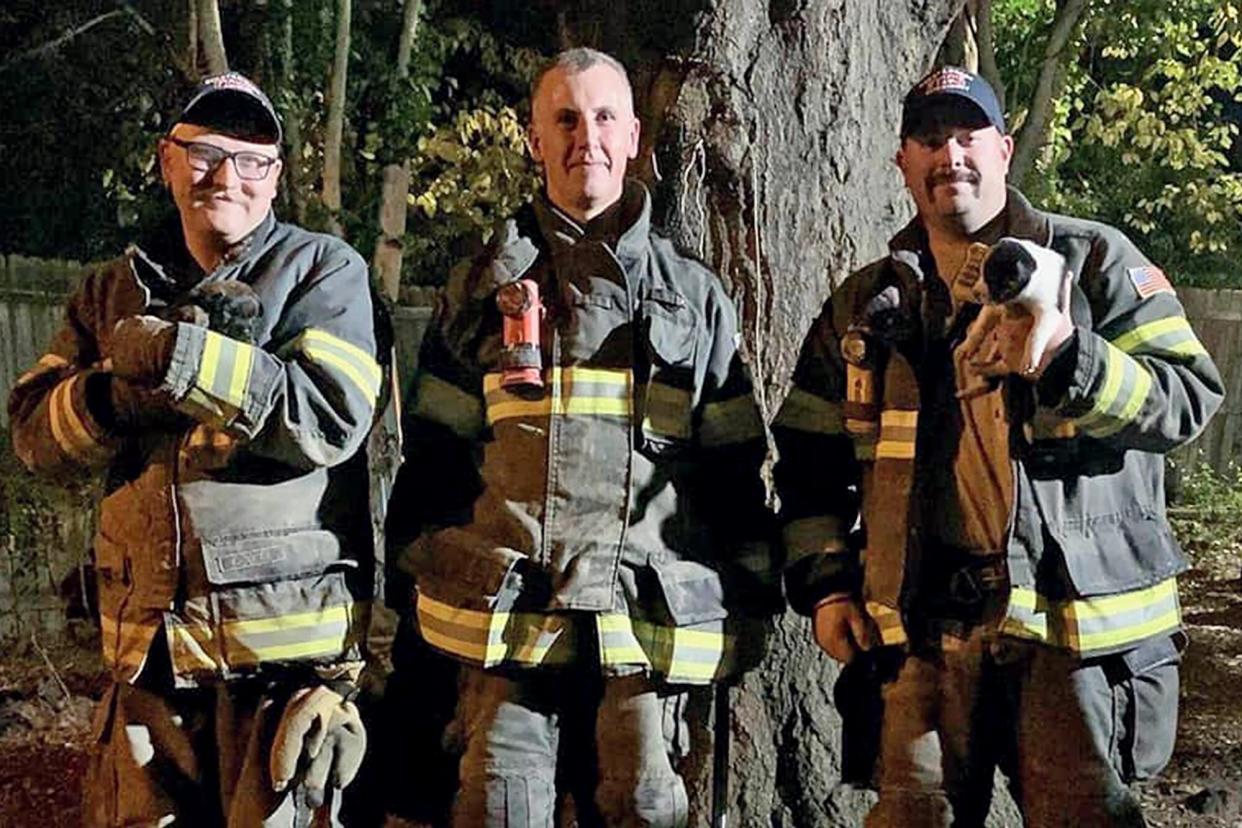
[918,67,973,95]
[1127,265,1174,299]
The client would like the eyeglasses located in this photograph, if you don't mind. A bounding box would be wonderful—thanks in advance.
[165,136,279,181]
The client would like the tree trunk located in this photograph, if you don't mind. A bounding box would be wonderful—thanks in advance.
[186,0,199,79]
[643,2,1021,824]
[1009,0,1087,187]
[275,0,307,224]
[372,0,422,301]
[938,0,980,71]
[196,0,228,75]
[322,0,352,237]
[975,0,1005,114]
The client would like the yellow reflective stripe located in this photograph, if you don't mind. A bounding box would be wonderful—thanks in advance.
[643,382,692,439]
[700,394,763,446]
[304,344,378,401]
[1110,317,1208,357]
[874,408,917,459]
[49,377,106,462]
[199,331,223,392]
[417,595,512,665]
[197,331,257,408]
[774,388,845,434]
[598,614,654,665]
[1004,580,1180,654]
[482,367,630,394]
[490,397,631,421]
[228,343,253,405]
[486,368,633,424]
[99,615,156,669]
[875,440,915,459]
[1075,342,1152,437]
[880,410,918,428]
[304,329,382,382]
[15,353,71,386]
[865,602,907,646]
[299,329,382,401]
[1068,609,1181,652]
[222,605,350,637]
[413,373,484,438]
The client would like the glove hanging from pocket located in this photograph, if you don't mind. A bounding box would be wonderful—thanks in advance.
[269,685,367,808]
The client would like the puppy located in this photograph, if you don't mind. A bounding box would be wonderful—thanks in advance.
[957,238,1068,396]
[174,280,264,343]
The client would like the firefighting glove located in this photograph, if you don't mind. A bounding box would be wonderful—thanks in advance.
[86,373,186,434]
[108,315,178,384]
[270,685,366,808]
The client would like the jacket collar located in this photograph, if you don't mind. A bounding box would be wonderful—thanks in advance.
[476,179,653,299]
[532,178,652,269]
[127,210,279,303]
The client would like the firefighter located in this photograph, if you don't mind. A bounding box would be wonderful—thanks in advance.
[383,47,779,827]
[8,73,381,826]
[773,67,1224,826]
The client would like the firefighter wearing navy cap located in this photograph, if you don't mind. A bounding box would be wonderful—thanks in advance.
[9,72,382,826]
[774,66,1223,826]
[383,47,778,827]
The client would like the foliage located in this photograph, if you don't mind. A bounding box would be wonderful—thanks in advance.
[1167,456,1242,563]
[404,106,538,286]
[0,0,544,290]
[993,0,1242,285]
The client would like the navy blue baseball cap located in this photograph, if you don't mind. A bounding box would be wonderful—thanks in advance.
[900,66,1006,138]
[174,72,282,144]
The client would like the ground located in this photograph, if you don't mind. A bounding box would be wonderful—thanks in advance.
[0,533,1238,827]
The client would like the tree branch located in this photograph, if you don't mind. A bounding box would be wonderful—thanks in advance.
[975,0,1005,113]
[0,9,126,73]
[1009,0,1089,187]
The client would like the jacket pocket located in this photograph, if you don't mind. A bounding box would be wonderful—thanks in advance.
[649,558,729,626]
[1106,634,1183,781]
[1053,509,1186,596]
[410,526,533,612]
[640,289,698,457]
[199,528,344,586]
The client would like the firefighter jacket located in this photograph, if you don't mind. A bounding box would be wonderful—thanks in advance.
[9,212,383,687]
[774,188,1224,657]
[386,181,779,685]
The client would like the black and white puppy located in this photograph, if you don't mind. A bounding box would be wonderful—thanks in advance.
[959,237,1068,378]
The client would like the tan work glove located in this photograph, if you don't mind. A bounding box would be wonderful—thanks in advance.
[270,685,367,808]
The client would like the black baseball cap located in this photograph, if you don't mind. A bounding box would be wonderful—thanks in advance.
[173,72,282,144]
[900,66,1006,139]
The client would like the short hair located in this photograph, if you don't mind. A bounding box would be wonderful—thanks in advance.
[529,47,634,114]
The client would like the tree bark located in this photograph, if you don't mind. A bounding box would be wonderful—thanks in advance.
[1009,0,1087,187]
[639,2,1024,824]
[187,0,199,79]
[196,0,228,75]
[275,0,307,224]
[322,0,352,237]
[938,0,980,71]
[372,0,422,302]
[974,0,1005,114]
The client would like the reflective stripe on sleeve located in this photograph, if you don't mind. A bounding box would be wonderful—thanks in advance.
[700,394,765,446]
[1072,341,1153,438]
[774,387,846,435]
[412,372,485,438]
[1110,317,1208,360]
[294,329,382,402]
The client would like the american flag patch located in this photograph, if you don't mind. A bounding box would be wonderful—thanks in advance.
[1127,265,1174,299]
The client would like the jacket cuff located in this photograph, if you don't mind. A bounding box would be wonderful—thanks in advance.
[784,555,861,617]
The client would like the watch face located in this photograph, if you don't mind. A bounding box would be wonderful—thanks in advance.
[496,282,533,317]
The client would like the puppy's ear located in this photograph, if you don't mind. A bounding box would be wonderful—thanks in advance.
[983,238,1038,303]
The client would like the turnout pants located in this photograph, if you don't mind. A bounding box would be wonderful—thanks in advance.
[866,625,1181,828]
[84,676,343,828]
[453,665,690,828]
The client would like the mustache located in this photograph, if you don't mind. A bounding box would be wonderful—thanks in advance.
[928,168,980,187]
